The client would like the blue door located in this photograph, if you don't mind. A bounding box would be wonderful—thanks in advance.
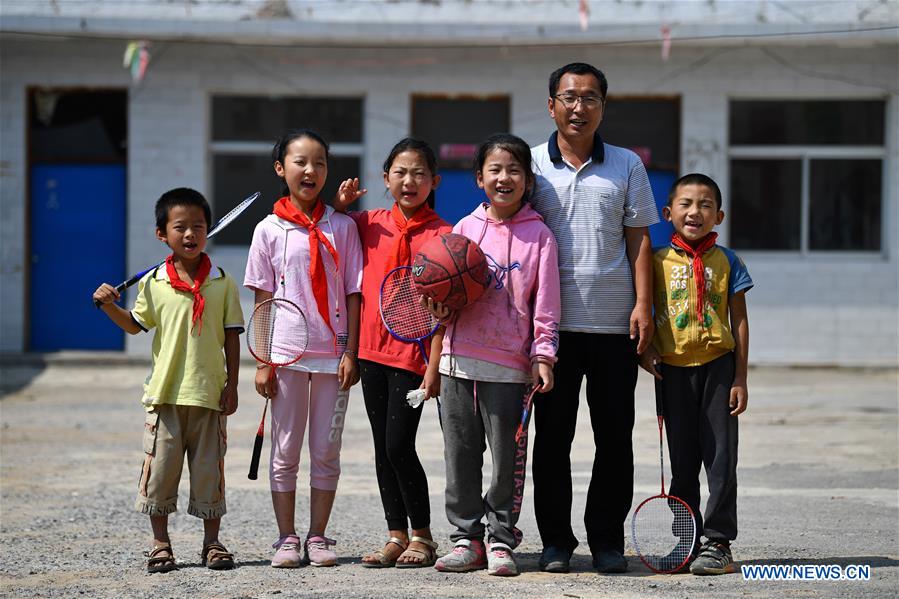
[647,169,677,247]
[30,165,127,350]
[434,169,483,226]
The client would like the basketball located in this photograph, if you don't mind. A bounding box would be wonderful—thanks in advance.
[412,233,491,311]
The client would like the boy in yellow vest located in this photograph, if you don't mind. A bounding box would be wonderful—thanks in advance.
[641,173,752,575]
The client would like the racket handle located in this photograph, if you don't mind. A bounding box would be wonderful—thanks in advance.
[654,377,664,418]
[247,433,264,480]
[93,275,144,308]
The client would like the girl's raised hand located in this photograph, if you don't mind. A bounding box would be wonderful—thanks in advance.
[334,177,367,212]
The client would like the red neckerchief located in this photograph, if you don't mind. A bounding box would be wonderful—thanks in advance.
[671,232,718,328]
[273,197,339,336]
[385,202,441,275]
[165,253,212,335]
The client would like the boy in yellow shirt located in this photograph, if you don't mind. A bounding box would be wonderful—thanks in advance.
[93,188,244,572]
[641,174,752,575]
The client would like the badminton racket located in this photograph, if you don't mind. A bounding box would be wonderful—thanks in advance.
[246,297,309,480]
[631,378,697,573]
[379,266,439,364]
[94,191,260,307]
[513,384,538,515]
[514,384,539,444]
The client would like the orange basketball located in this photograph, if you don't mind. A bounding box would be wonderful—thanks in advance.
[412,233,491,311]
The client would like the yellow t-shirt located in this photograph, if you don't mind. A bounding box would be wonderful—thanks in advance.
[131,260,244,411]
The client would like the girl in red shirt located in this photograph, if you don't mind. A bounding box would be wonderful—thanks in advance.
[335,138,449,568]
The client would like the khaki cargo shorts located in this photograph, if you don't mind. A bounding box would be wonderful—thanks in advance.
[135,404,227,519]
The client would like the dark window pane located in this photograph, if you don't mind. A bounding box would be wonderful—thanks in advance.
[412,97,509,169]
[809,159,882,251]
[730,101,884,145]
[29,90,127,162]
[730,159,801,250]
[601,98,679,171]
[211,154,360,246]
[212,96,363,143]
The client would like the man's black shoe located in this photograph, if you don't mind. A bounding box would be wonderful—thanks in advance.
[593,549,628,573]
[539,546,572,573]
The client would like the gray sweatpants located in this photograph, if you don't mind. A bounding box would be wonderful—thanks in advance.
[441,375,527,548]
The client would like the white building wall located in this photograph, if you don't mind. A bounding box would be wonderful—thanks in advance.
[1,38,896,365]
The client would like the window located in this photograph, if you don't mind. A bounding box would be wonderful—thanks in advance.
[728,100,885,252]
[601,97,680,171]
[411,95,510,224]
[411,96,510,169]
[210,95,363,245]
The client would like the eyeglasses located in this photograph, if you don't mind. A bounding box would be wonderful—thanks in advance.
[553,94,604,109]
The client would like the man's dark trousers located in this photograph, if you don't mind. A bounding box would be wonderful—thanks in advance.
[532,331,638,555]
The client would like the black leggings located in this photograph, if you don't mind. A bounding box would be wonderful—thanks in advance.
[359,359,430,530]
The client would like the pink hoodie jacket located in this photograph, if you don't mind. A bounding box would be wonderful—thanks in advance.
[442,203,561,373]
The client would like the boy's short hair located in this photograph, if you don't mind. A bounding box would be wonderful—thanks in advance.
[668,173,723,210]
[548,62,608,99]
[155,188,212,230]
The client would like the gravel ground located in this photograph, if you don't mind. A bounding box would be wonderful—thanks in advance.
[1,359,897,598]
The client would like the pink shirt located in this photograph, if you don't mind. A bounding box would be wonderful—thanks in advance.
[244,206,363,364]
[441,203,561,373]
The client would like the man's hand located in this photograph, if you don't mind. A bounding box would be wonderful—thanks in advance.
[630,302,654,355]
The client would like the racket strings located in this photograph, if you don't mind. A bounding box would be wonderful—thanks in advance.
[381,271,435,340]
[247,299,309,366]
[632,496,696,572]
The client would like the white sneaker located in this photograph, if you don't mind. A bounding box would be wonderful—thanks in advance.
[487,542,519,576]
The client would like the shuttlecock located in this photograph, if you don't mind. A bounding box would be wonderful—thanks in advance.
[406,389,427,408]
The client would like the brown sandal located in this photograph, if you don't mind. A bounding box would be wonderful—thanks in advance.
[396,536,438,569]
[146,543,177,573]
[361,536,407,568]
[201,541,235,570]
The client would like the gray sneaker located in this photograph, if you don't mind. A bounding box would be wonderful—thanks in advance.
[434,539,487,572]
[690,540,733,575]
[487,542,519,577]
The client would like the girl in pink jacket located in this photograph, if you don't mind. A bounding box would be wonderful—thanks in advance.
[430,134,561,576]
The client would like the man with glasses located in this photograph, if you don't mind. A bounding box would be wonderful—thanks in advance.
[529,62,658,574]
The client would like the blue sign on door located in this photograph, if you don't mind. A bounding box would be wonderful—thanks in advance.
[30,164,127,351]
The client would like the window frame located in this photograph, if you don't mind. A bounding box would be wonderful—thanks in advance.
[727,100,888,258]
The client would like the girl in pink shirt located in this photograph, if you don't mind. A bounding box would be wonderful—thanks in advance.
[428,134,561,576]
[244,129,363,568]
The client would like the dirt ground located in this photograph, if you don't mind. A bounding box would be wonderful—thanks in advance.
[1,356,897,598]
